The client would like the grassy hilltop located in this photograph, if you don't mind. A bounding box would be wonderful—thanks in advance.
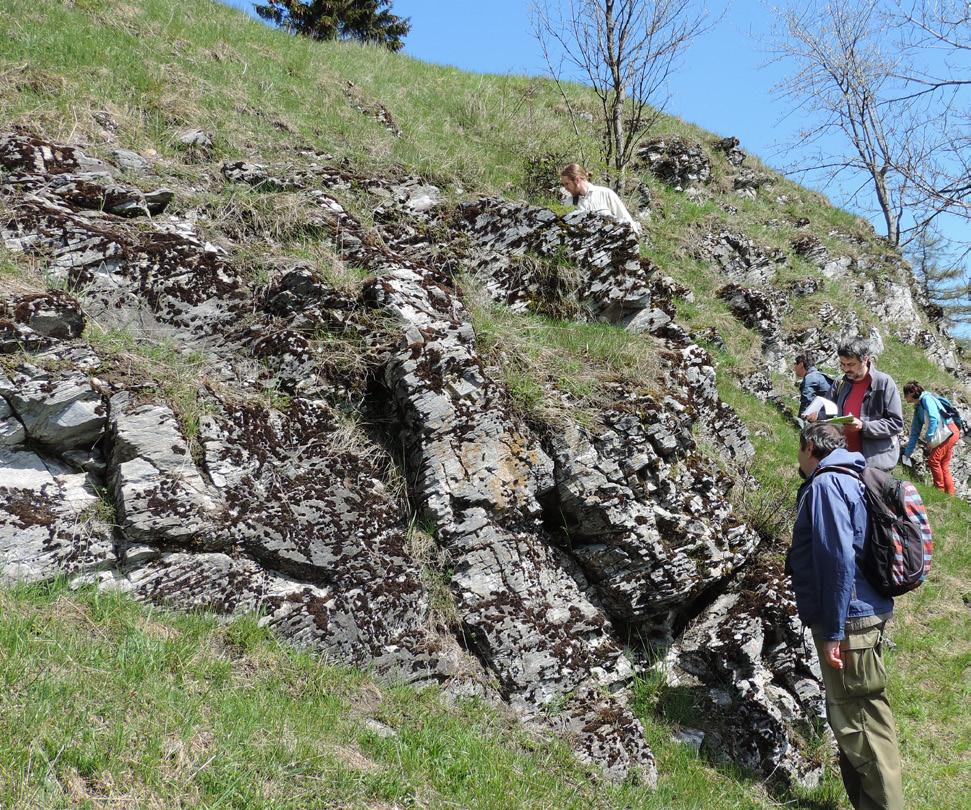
[0,1,969,808]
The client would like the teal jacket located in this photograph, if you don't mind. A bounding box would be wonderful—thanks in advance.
[904,391,950,456]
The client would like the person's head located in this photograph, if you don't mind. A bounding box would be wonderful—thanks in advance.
[837,337,871,381]
[798,423,847,476]
[794,353,812,378]
[560,163,590,197]
[902,380,924,404]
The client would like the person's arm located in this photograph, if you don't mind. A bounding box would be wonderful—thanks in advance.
[862,381,905,437]
[810,480,856,641]
[903,403,924,457]
[799,380,814,416]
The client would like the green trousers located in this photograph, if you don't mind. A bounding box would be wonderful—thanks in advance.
[814,623,904,810]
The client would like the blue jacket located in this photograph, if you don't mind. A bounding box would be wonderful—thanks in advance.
[904,391,949,457]
[798,366,833,416]
[789,449,893,640]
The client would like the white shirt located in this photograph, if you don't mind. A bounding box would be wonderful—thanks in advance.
[564,183,642,234]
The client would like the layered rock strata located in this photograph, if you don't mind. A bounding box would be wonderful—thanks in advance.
[4,131,948,788]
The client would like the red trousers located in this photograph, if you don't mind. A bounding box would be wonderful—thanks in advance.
[927,422,961,495]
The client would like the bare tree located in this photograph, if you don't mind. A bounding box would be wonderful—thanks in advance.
[890,1,971,225]
[770,0,931,246]
[531,0,712,193]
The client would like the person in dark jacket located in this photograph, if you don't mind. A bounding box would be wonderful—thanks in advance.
[902,380,961,494]
[790,423,903,810]
[807,337,904,471]
[794,353,833,417]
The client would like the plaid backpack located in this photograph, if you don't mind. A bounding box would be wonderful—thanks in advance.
[818,465,932,597]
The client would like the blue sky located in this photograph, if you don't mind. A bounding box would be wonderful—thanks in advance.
[219,1,969,313]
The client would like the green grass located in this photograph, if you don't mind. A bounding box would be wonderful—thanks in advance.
[1,580,816,810]
[469,296,664,425]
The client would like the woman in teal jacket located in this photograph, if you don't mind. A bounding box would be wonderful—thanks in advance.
[902,381,960,494]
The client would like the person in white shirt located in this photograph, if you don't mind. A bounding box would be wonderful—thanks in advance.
[559,163,642,235]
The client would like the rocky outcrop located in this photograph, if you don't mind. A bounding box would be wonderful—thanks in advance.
[0,362,106,450]
[545,395,759,636]
[697,228,785,286]
[0,446,114,585]
[0,131,908,788]
[638,136,712,190]
[713,136,746,167]
[2,290,86,339]
[667,555,825,789]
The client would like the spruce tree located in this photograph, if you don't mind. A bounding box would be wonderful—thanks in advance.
[907,229,971,347]
[255,1,410,52]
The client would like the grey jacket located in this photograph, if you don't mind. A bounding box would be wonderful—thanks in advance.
[831,366,904,471]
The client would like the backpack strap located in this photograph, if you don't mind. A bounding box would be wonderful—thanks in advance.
[813,463,862,484]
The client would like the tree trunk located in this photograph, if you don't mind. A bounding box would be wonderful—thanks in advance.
[612,91,626,193]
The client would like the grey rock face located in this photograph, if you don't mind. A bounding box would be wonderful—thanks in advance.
[0,447,114,584]
[638,137,712,190]
[714,136,746,167]
[0,132,111,177]
[177,128,213,153]
[110,148,151,173]
[3,290,85,339]
[717,284,787,375]
[0,364,106,450]
[0,130,858,786]
[697,229,784,286]
[366,258,657,784]
[221,160,271,186]
[667,558,825,790]
[733,168,772,199]
[0,319,50,354]
[433,197,651,325]
[109,399,219,546]
[546,398,759,633]
[0,399,26,446]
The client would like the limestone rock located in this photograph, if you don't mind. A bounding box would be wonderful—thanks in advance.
[713,136,746,167]
[5,290,85,339]
[108,398,219,546]
[0,319,50,354]
[666,557,825,789]
[733,168,772,199]
[638,137,712,190]
[0,363,106,450]
[697,230,784,286]
[546,398,759,633]
[0,447,114,584]
[110,148,151,173]
[177,128,213,153]
[0,399,26,446]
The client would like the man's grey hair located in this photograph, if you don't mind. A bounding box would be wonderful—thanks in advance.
[837,336,870,361]
[799,423,847,459]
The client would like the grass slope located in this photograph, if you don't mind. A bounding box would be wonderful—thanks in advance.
[2,581,799,810]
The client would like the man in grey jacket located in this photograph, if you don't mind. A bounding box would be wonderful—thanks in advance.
[807,338,903,471]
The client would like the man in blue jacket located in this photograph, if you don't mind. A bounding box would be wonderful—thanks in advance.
[794,353,834,419]
[790,423,903,810]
